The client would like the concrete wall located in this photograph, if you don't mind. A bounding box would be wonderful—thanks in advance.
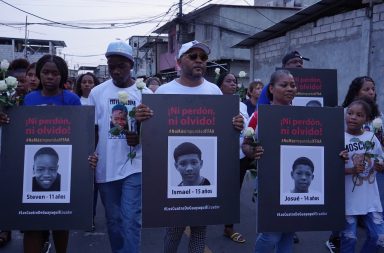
[130,36,148,77]
[158,5,299,79]
[191,6,299,85]
[250,3,384,106]
[195,6,298,61]
[370,4,384,106]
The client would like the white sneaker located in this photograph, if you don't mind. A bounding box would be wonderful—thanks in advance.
[41,241,51,253]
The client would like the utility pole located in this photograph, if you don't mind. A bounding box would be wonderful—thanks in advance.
[24,16,28,59]
[176,0,183,46]
[178,0,182,18]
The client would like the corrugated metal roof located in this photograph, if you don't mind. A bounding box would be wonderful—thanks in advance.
[78,66,97,71]
[233,0,366,48]
[139,38,168,50]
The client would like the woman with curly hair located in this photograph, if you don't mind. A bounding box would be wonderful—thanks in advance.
[75,72,99,105]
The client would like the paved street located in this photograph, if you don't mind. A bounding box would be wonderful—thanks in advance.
[1,177,383,252]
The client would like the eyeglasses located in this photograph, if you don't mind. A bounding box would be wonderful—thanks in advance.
[184,52,208,61]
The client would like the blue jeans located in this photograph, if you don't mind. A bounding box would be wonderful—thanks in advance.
[98,173,142,253]
[341,212,384,253]
[377,173,384,210]
[254,232,294,253]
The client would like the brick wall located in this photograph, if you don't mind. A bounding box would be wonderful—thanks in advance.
[251,3,384,105]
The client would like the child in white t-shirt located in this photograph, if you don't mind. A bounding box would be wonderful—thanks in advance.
[341,98,384,252]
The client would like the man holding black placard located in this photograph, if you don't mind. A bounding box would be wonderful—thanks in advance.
[136,40,243,253]
[89,40,152,253]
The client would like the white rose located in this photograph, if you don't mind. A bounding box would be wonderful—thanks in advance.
[135,78,146,90]
[237,83,242,89]
[243,127,255,138]
[214,68,220,75]
[5,76,18,88]
[0,80,7,91]
[117,91,128,104]
[372,117,383,132]
[0,59,9,71]
[239,71,246,78]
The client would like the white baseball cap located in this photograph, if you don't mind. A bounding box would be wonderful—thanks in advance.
[105,40,134,63]
[177,40,210,59]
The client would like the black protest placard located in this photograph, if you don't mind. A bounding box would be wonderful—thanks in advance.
[257,105,345,232]
[0,106,95,230]
[278,68,338,107]
[142,94,239,228]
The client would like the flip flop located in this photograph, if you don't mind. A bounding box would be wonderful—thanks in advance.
[226,232,246,243]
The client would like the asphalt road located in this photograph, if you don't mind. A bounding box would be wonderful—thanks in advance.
[1,176,383,252]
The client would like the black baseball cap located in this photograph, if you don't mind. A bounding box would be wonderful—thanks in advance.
[282,51,310,66]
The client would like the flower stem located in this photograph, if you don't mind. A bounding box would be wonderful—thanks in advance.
[352,132,376,192]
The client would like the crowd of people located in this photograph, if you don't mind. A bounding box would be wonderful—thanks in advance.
[0,38,383,253]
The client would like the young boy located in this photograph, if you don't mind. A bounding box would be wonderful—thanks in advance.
[32,147,61,192]
[173,142,210,186]
[290,157,314,193]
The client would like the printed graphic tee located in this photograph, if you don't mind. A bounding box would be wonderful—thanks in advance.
[344,131,384,215]
[89,79,152,183]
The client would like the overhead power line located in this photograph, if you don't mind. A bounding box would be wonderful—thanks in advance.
[5,19,167,28]
[0,22,23,30]
[0,0,94,29]
[0,0,179,30]
[0,23,46,35]
[187,0,213,12]
[147,2,179,33]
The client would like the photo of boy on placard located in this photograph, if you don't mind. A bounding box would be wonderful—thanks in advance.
[32,147,62,192]
[22,145,72,203]
[167,136,217,199]
[292,97,323,107]
[280,145,324,205]
[173,142,211,187]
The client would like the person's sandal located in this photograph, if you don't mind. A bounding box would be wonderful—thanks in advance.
[0,231,11,247]
[224,231,246,243]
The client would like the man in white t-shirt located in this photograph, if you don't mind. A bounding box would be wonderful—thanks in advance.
[89,40,151,253]
[136,40,243,253]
